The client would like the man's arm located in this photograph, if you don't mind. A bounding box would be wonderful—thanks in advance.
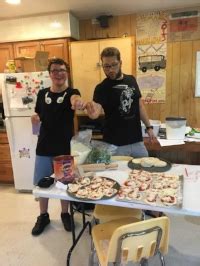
[139,98,155,140]
[86,101,103,120]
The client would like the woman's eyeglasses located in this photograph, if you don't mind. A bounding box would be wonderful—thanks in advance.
[50,69,67,74]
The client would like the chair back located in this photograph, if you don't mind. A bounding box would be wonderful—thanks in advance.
[106,217,169,264]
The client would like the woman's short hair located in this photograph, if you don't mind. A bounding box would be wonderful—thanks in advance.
[47,58,70,73]
[100,47,121,61]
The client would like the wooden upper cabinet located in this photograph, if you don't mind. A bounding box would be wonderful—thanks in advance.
[0,43,14,72]
[70,40,101,102]
[13,41,40,57]
[40,39,69,63]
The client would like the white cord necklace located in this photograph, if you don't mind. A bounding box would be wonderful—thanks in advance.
[45,91,67,104]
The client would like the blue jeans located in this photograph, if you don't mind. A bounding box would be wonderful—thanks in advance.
[114,141,148,158]
[33,155,54,185]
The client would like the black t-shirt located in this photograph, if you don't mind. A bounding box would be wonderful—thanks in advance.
[35,87,80,156]
[93,74,143,146]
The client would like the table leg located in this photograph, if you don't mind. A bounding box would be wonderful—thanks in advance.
[67,202,92,266]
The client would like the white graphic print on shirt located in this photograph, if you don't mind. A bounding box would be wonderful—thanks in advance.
[113,84,135,115]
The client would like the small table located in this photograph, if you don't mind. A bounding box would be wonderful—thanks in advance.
[144,138,200,165]
[33,163,200,265]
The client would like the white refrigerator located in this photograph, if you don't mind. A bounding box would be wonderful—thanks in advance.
[1,72,51,191]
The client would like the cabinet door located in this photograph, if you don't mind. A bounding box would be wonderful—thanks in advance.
[99,37,135,80]
[70,41,101,102]
[40,39,69,63]
[0,43,14,72]
[13,41,40,57]
[13,41,40,70]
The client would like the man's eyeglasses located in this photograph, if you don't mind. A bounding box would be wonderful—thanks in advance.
[50,69,67,74]
[102,62,119,70]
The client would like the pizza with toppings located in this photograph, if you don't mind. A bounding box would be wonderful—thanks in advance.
[117,170,182,207]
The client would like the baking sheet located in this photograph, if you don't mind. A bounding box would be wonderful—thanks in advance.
[116,172,183,209]
[128,158,172,172]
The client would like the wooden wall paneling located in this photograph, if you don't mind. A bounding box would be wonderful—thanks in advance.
[105,16,119,38]
[190,40,200,126]
[130,14,137,36]
[171,42,181,116]
[0,43,14,72]
[161,42,173,122]
[179,41,193,120]
[79,21,86,40]
[118,15,132,37]
[84,20,95,40]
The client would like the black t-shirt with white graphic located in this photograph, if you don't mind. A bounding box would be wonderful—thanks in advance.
[35,87,80,156]
[93,74,143,146]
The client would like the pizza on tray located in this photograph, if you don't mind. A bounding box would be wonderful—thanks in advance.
[116,169,181,207]
[67,176,119,200]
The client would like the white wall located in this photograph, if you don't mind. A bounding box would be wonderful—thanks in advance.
[0,12,79,42]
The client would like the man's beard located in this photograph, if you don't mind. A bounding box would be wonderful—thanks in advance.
[106,69,122,80]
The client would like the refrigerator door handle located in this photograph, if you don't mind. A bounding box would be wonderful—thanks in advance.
[5,118,15,153]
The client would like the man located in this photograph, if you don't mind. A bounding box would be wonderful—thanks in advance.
[86,47,154,157]
[31,58,86,236]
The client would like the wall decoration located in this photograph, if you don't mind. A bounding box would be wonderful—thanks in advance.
[136,11,168,103]
[19,148,30,158]
[195,51,200,97]
[168,8,200,42]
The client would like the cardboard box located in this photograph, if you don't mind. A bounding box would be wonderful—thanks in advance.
[15,51,49,72]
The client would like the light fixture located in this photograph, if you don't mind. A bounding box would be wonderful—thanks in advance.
[50,21,62,28]
[5,0,21,4]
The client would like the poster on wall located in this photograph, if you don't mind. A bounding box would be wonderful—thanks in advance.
[136,11,168,103]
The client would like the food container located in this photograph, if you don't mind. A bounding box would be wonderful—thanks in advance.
[70,140,91,165]
[141,120,161,137]
[165,117,186,140]
[53,155,75,184]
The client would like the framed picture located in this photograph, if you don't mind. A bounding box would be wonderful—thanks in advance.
[195,51,200,97]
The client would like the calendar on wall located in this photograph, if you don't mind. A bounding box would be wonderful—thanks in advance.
[195,51,200,97]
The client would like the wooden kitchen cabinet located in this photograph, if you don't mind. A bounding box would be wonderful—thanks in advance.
[40,39,70,63]
[0,43,14,72]
[0,131,14,183]
[14,41,40,58]
[13,38,70,64]
[70,37,135,102]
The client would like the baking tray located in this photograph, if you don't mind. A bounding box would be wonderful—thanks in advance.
[67,176,120,201]
[116,174,183,209]
[128,158,172,172]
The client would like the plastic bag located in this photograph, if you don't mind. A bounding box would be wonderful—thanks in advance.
[86,140,117,164]
[70,130,92,165]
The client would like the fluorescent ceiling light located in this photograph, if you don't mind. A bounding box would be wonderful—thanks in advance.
[5,0,21,4]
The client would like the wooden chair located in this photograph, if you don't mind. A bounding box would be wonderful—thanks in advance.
[93,156,143,224]
[90,216,169,266]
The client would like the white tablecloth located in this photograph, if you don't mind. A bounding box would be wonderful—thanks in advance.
[33,162,200,217]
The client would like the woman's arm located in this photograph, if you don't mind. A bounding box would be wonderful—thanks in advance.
[70,95,86,110]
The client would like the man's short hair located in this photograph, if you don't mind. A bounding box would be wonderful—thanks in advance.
[100,47,121,61]
[47,58,70,73]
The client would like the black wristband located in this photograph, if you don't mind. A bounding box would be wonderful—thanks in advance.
[145,126,153,133]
